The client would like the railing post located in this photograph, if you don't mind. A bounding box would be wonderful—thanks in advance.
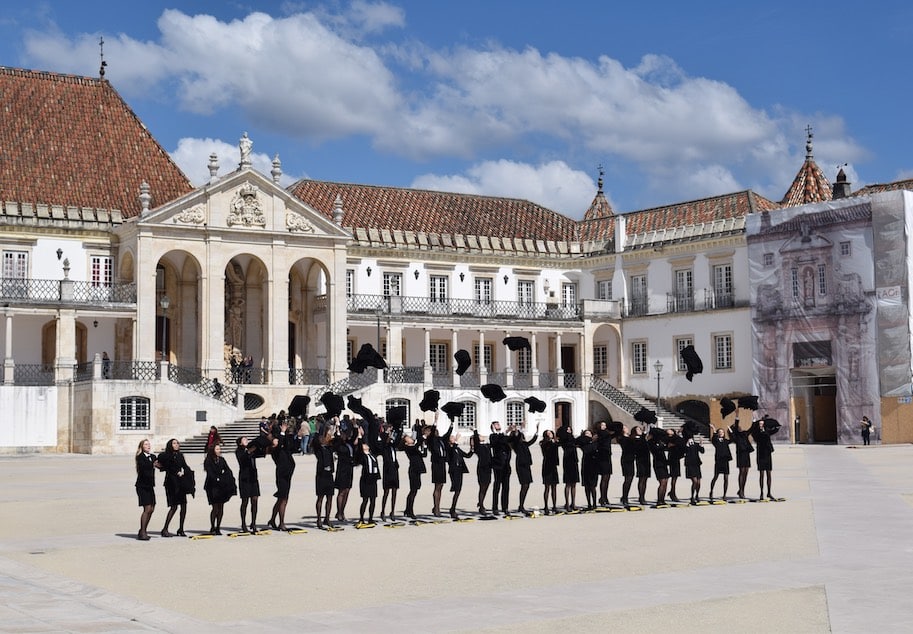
[159,360,169,382]
[92,352,103,380]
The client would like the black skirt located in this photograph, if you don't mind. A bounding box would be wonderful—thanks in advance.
[756,452,772,471]
[597,458,613,476]
[382,464,400,489]
[360,475,379,498]
[450,470,464,492]
[653,463,670,480]
[668,459,682,478]
[164,477,187,507]
[685,464,702,479]
[431,461,447,484]
[542,465,559,485]
[239,474,260,498]
[714,460,730,475]
[315,472,335,497]
[621,460,635,478]
[408,470,423,491]
[477,466,492,486]
[516,464,533,485]
[335,462,354,489]
[562,462,579,484]
[736,452,752,469]
[136,485,155,507]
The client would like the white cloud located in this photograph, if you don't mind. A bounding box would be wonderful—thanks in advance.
[170,136,304,187]
[411,160,598,218]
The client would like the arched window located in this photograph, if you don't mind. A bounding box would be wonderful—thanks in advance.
[120,396,150,430]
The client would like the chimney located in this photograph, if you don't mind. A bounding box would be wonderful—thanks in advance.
[832,167,852,199]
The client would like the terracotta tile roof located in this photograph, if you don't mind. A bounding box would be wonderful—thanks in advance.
[621,190,778,236]
[780,157,832,206]
[0,67,192,218]
[851,178,913,196]
[288,179,579,242]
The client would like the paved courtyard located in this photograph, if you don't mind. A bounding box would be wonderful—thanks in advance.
[0,442,911,633]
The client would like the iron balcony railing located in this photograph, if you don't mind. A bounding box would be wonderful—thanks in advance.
[169,364,238,407]
[0,278,137,306]
[289,368,330,385]
[13,363,55,386]
[384,365,424,383]
[346,294,581,321]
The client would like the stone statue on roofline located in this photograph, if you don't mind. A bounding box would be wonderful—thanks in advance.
[239,132,252,168]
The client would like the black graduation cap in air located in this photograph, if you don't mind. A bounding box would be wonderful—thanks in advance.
[682,420,701,439]
[386,406,408,428]
[348,343,388,373]
[288,395,311,419]
[481,383,507,403]
[607,421,625,435]
[761,415,781,435]
[454,349,472,376]
[680,345,703,382]
[347,395,376,423]
[503,336,531,351]
[633,407,657,426]
[319,391,345,419]
[441,401,465,421]
[720,397,736,419]
[419,389,440,412]
[648,426,668,442]
[738,395,759,411]
[524,396,546,413]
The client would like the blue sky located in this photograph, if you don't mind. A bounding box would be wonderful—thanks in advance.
[2,1,911,218]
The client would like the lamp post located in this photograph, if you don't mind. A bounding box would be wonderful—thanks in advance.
[654,359,663,406]
[160,295,170,362]
[375,306,383,352]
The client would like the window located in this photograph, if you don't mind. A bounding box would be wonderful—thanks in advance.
[456,400,476,429]
[713,263,733,308]
[382,272,402,297]
[675,337,693,373]
[2,251,28,295]
[429,342,449,373]
[345,269,354,297]
[430,275,448,302]
[791,268,800,300]
[506,401,524,427]
[840,241,851,257]
[629,274,647,315]
[631,341,647,374]
[474,277,492,304]
[473,344,493,370]
[517,280,535,304]
[120,396,150,430]
[817,264,827,296]
[561,282,577,307]
[596,279,612,301]
[90,255,113,287]
[763,253,774,267]
[517,347,532,373]
[714,334,733,370]
[674,269,693,311]
[593,345,608,376]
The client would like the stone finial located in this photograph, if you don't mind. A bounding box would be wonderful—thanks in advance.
[805,124,814,159]
[208,152,219,182]
[597,164,604,193]
[239,132,252,168]
[332,194,345,226]
[271,154,282,184]
[138,181,151,216]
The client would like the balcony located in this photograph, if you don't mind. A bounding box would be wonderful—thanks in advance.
[346,294,581,322]
[0,278,137,307]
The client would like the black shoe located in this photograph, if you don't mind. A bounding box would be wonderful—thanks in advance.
[161,530,172,538]
[176,529,186,537]
[137,533,151,541]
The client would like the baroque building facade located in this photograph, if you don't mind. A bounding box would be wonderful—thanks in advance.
[1,66,911,453]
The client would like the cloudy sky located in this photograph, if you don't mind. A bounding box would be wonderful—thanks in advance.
[3,1,910,218]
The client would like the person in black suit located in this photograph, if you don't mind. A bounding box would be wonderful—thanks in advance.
[235,436,264,533]
[595,421,615,506]
[616,426,636,507]
[203,443,237,534]
[648,429,670,506]
[402,430,426,519]
[134,439,158,540]
[683,437,705,504]
[447,433,473,519]
[708,424,733,500]
[356,425,381,525]
[471,430,492,514]
[509,423,539,515]
[751,418,775,500]
[666,428,685,502]
[578,429,599,510]
[333,425,357,522]
[314,418,337,529]
[556,423,580,511]
[428,415,452,517]
[158,438,189,537]
[730,419,753,499]
[632,427,651,506]
[539,429,560,514]
[267,419,296,531]
[379,422,400,521]
[489,421,513,515]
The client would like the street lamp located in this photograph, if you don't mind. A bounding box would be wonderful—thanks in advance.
[160,295,170,362]
[654,359,663,406]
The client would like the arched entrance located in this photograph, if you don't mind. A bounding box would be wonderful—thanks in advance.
[289,257,331,382]
[155,251,202,367]
[224,255,269,383]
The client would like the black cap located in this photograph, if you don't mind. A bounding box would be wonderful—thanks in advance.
[682,420,700,439]
[454,349,472,376]
[607,421,624,435]
[633,407,657,426]
[720,397,736,419]
[680,345,703,382]
[419,389,440,412]
[319,392,344,419]
[288,394,311,419]
[348,343,388,373]
[386,406,408,427]
[441,401,465,421]
[503,336,531,351]
[346,395,375,423]
[481,383,507,402]
[524,396,546,413]
[738,395,759,411]
[762,415,781,435]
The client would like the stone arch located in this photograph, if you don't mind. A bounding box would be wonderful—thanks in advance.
[156,250,202,367]
[224,253,270,379]
[288,257,332,379]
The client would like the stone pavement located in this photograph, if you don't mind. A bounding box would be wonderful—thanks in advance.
[0,443,911,633]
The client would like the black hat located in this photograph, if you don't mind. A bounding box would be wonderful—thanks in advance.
[347,395,375,423]
[288,395,311,419]
[680,345,703,382]
[607,421,624,435]
[386,406,408,427]
[503,336,531,351]
[762,415,781,435]
[441,401,465,421]
[682,420,700,439]
[524,396,546,413]
[738,395,759,411]
[648,426,667,442]
[481,383,507,402]
[319,392,344,418]
[419,389,440,412]
[454,349,472,376]
[633,407,657,426]
[348,343,388,373]
[720,397,736,419]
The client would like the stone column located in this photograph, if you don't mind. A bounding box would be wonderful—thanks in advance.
[478,330,487,385]
[504,332,514,388]
[55,309,77,382]
[3,311,13,384]
[268,264,290,386]
[555,332,564,387]
[451,329,459,387]
[423,328,432,385]
[530,331,540,388]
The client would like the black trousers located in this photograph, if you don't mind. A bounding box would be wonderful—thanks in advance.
[491,467,511,512]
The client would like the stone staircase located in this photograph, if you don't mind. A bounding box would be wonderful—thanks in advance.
[180,418,264,453]
[589,376,708,439]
